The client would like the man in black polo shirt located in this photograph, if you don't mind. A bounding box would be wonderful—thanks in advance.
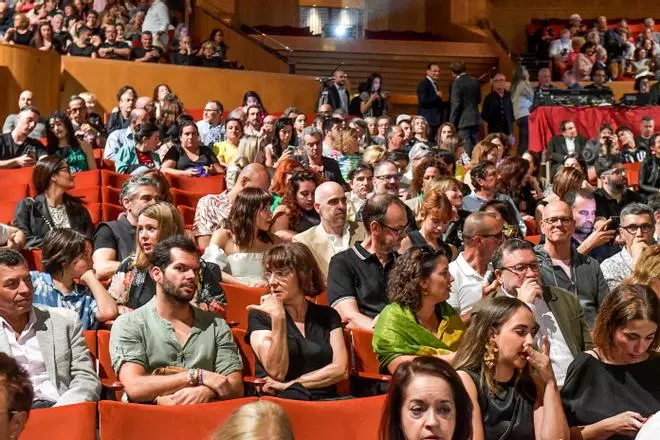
[131,31,165,63]
[97,24,131,60]
[0,107,47,169]
[593,155,646,220]
[92,175,159,279]
[327,194,408,330]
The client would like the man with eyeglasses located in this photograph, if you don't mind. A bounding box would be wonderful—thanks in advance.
[327,194,408,330]
[593,155,646,220]
[601,203,656,290]
[485,239,591,387]
[448,212,503,321]
[534,201,609,328]
[366,160,418,230]
[196,100,224,147]
[462,160,527,235]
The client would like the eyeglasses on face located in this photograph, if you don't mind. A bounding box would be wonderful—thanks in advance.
[603,168,626,176]
[542,216,573,226]
[620,223,654,234]
[499,262,541,276]
[263,269,291,280]
[379,222,409,235]
[374,174,401,181]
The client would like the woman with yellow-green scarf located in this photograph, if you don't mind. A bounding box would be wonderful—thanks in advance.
[373,247,465,374]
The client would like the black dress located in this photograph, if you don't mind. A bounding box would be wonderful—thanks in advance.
[463,369,538,440]
[444,209,470,250]
[407,230,452,259]
[296,209,321,233]
[561,352,660,440]
[163,144,219,172]
[246,301,343,400]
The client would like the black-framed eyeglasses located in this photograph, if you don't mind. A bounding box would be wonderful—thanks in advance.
[379,222,409,236]
[603,168,627,176]
[374,174,401,181]
[499,262,541,276]
[203,108,220,112]
[620,223,654,234]
[57,165,71,174]
[542,216,573,226]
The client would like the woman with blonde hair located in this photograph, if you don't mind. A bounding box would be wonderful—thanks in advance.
[330,127,362,181]
[626,244,660,296]
[408,115,434,149]
[212,400,294,440]
[108,202,225,313]
[226,135,266,190]
[362,144,387,166]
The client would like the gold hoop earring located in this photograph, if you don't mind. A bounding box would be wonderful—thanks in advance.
[484,339,498,371]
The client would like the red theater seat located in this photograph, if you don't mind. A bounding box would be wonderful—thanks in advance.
[20,402,97,440]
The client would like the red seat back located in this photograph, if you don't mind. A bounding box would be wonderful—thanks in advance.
[168,174,225,194]
[221,282,267,328]
[102,203,124,222]
[74,170,101,188]
[20,249,42,271]
[171,188,205,208]
[177,205,195,227]
[231,327,257,376]
[351,328,381,376]
[86,202,102,226]
[101,170,130,189]
[525,235,542,245]
[99,398,258,440]
[623,162,641,190]
[68,186,101,204]
[263,395,386,440]
[0,202,15,224]
[83,329,98,369]
[101,186,122,205]
[97,329,117,385]
[20,402,97,440]
[0,183,30,203]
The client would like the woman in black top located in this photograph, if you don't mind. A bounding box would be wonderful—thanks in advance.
[161,121,223,177]
[358,73,388,118]
[197,41,224,68]
[4,13,33,46]
[399,186,454,259]
[29,21,61,52]
[13,156,94,249]
[271,170,322,241]
[209,28,228,61]
[108,202,224,314]
[246,242,348,400]
[561,283,660,440]
[639,133,660,196]
[455,296,569,440]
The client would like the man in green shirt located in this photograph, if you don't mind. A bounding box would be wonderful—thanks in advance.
[110,236,243,404]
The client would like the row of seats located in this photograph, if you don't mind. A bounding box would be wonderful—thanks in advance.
[19,395,386,440]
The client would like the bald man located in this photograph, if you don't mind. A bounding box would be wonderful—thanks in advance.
[2,90,47,139]
[193,163,270,249]
[135,96,155,119]
[534,200,609,327]
[293,182,366,278]
[448,212,503,319]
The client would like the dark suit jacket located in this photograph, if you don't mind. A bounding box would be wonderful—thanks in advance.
[481,91,514,134]
[475,285,592,357]
[106,111,130,135]
[450,74,482,129]
[547,135,588,172]
[416,77,445,126]
[327,85,350,112]
[297,154,347,189]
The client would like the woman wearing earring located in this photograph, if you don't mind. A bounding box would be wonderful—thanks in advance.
[372,247,465,374]
[454,297,569,440]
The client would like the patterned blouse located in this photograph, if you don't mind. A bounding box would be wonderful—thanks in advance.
[31,271,99,330]
[192,191,232,237]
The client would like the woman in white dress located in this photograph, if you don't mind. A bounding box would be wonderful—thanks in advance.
[202,187,280,286]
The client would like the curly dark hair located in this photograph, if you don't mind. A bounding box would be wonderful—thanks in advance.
[282,169,323,231]
[227,187,274,248]
[387,247,449,312]
[411,157,445,195]
[264,243,325,297]
[496,156,529,200]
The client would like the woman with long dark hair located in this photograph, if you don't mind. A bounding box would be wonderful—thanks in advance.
[359,73,389,118]
[379,356,473,440]
[242,90,267,116]
[161,120,223,177]
[264,118,294,168]
[13,156,94,248]
[208,28,228,60]
[271,170,322,241]
[203,188,279,286]
[30,20,60,52]
[46,111,96,173]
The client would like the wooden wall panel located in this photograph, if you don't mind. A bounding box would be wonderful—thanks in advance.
[60,56,319,116]
[0,45,61,123]
[489,0,660,53]
[236,0,300,27]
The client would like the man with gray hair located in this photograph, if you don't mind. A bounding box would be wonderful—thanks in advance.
[296,126,346,187]
[2,90,47,139]
[93,175,160,279]
[386,126,405,152]
[293,181,366,278]
[104,108,149,160]
[601,203,656,289]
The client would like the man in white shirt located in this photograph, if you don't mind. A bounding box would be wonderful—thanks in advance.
[486,238,592,387]
[142,0,170,48]
[0,249,100,408]
[448,212,503,319]
[547,120,587,174]
[549,28,573,66]
[293,181,366,278]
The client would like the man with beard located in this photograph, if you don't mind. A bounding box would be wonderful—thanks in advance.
[346,163,373,222]
[326,69,350,113]
[327,194,407,330]
[110,235,243,404]
[601,203,656,290]
[480,238,591,387]
[534,201,609,328]
[564,189,619,262]
[593,155,646,219]
[293,182,366,278]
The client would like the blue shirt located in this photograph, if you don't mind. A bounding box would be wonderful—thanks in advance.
[462,191,527,236]
[30,272,99,330]
[104,127,134,160]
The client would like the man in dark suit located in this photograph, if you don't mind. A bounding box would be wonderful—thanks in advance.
[481,72,514,135]
[326,69,350,113]
[547,120,588,174]
[449,62,482,156]
[416,63,446,141]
